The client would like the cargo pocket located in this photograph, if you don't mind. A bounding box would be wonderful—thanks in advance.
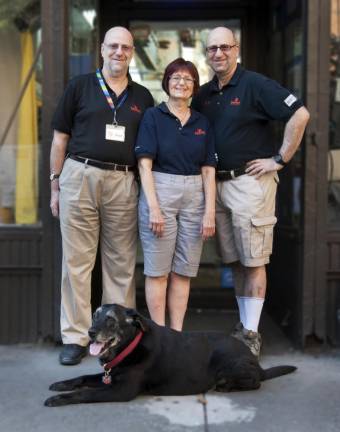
[250,216,277,258]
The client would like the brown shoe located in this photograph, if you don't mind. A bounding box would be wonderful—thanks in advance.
[231,323,262,358]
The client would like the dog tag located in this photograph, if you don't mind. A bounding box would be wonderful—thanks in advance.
[106,124,125,142]
[102,373,112,385]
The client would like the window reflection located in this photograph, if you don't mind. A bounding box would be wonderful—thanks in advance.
[130,20,241,103]
[0,2,41,225]
[69,0,99,78]
[329,0,340,225]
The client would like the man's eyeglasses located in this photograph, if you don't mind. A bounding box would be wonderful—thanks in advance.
[104,43,134,54]
[206,44,237,55]
[170,75,195,84]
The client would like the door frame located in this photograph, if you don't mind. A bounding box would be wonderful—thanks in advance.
[302,0,330,343]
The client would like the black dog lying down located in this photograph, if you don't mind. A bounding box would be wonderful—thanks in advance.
[45,304,296,407]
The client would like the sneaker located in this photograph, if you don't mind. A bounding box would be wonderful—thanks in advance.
[231,323,262,358]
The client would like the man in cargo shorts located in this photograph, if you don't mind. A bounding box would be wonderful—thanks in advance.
[192,26,310,357]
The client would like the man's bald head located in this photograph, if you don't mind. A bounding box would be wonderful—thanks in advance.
[103,26,134,46]
[207,27,238,47]
[205,27,239,79]
[101,26,135,78]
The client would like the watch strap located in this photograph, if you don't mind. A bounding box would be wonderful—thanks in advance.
[273,154,287,167]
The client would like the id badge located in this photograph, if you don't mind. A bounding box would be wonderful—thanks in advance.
[106,124,125,142]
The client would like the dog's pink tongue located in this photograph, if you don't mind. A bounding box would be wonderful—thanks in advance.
[89,342,104,356]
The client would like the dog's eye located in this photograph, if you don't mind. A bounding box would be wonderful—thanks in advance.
[106,316,116,325]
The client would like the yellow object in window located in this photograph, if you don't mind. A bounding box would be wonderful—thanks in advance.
[15,31,38,224]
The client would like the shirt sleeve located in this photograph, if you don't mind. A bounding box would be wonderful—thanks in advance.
[256,77,304,122]
[135,108,158,160]
[202,122,217,167]
[51,78,78,134]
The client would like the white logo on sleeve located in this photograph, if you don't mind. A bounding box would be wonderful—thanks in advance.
[284,94,297,107]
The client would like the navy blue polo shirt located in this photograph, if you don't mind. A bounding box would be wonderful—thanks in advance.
[191,64,304,170]
[135,102,216,175]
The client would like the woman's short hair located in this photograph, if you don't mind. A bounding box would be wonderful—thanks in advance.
[162,58,200,96]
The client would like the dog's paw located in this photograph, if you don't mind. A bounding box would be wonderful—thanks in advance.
[49,380,76,391]
[44,395,71,407]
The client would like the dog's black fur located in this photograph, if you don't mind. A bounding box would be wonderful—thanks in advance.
[45,304,296,407]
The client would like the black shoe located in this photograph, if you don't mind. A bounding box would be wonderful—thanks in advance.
[59,344,87,365]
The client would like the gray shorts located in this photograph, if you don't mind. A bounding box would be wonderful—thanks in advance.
[138,172,204,277]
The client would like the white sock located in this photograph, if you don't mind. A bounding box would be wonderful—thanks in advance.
[238,296,264,332]
[236,296,246,325]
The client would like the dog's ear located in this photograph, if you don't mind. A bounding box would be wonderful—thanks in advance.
[125,309,149,332]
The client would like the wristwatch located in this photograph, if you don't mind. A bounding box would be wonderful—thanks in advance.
[273,154,287,167]
[50,173,60,181]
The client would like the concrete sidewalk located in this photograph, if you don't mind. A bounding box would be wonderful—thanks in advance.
[0,310,340,432]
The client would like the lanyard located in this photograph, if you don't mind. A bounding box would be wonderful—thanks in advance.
[96,68,128,125]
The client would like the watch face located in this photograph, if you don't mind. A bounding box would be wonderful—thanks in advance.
[274,155,284,166]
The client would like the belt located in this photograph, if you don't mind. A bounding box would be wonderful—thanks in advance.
[69,154,135,172]
[216,166,247,181]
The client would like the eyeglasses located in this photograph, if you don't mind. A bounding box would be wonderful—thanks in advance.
[103,43,134,54]
[206,44,237,55]
[170,75,195,84]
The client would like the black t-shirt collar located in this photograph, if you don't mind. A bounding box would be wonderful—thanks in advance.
[210,63,243,92]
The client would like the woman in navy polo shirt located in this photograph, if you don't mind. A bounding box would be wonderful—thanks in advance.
[135,58,216,331]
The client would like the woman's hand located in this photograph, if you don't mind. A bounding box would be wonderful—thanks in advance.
[201,211,215,240]
[149,206,165,237]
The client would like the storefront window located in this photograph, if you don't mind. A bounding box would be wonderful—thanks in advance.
[329,0,340,226]
[69,0,99,79]
[0,0,41,225]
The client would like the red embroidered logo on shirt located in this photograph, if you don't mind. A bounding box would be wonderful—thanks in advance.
[130,104,141,113]
[230,97,241,106]
[194,128,206,136]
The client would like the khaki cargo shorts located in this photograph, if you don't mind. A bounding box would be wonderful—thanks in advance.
[215,172,278,267]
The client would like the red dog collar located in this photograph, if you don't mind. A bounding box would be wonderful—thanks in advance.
[102,331,143,385]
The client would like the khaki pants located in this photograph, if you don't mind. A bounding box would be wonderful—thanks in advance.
[59,158,138,345]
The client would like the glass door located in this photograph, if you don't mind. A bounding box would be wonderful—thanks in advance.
[130,20,241,102]
[130,19,241,294]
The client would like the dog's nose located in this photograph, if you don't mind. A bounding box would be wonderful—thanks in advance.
[88,328,96,340]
